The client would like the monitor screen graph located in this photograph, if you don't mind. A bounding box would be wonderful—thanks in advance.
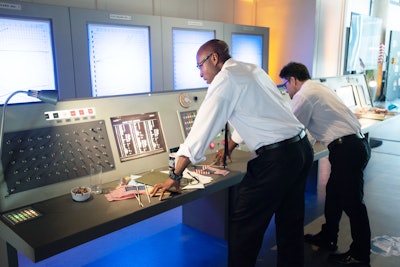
[231,33,263,67]
[172,28,215,90]
[88,23,152,97]
[346,13,382,72]
[0,17,56,104]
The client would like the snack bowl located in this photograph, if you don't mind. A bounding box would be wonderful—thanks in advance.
[71,186,91,202]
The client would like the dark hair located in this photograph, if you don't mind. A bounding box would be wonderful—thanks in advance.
[201,39,231,62]
[279,62,311,81]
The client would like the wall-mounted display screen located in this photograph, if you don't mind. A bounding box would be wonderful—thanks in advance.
[346,13,382,73]
[69,8,163,98]
[223,23,269,72]
[110,112,166,162]
[161,17,223,91]
[172,28,215,90]
[384,30,400,100]
[88,23,152,97]
[231,33,263,67]
[0,17,56,104]
[0,2,75,102]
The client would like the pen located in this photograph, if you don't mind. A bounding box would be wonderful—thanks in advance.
[186,171,200,184]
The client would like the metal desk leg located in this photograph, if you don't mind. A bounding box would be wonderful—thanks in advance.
[0,238,18,267]
[182,189,230,240]
[7,242,18,267]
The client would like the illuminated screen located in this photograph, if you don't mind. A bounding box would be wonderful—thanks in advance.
[172,28,215,90]
[346,13,382,72]
[179,110,197,138]
[0,17,56,104]
[335,85,357,108]
[385,31,400,100]
[110,112,166,162]
[231,33,263,67]
[88,23,151,97]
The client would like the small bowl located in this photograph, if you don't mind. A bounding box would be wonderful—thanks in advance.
[71,186,91,202]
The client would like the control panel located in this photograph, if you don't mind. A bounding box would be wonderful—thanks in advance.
[0,89,212,212]
[179,110,197,138]
[0,89,243,211]
[2,120,115,194]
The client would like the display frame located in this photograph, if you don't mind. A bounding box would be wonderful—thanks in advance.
[346,12,382,73]
[0,0,75,104]
[161,16,224,91]
[223,23,269,72]
[69,7,163,98]
[110,112,167,162]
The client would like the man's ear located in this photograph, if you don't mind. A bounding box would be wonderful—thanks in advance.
[211,52,219,65]
[291,77,297,86]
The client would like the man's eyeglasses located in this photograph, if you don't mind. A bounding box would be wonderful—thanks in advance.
[283,80,289,88]
[196,52,213,69]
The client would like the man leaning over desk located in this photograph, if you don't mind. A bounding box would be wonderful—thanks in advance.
[279,62,371,267]
[151,39,313,267]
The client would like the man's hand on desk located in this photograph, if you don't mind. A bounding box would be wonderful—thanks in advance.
[214,138,238,166]
[214,150,231,166]
[150,178,182,201]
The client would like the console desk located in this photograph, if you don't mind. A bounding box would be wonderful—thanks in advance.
[1,113,398,267]
[0,156,247,267]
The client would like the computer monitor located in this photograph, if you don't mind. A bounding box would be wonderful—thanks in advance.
[349,74,373,107]
[0,1,75,104]
[384,30,400,100]
[346,13,382,73]
[318,74,372,109]
[223,23,269,72]
[69,8,163,98]
[335,85,357,109]
[162,17,224,91]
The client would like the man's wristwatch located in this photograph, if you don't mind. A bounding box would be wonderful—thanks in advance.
[169,168,183,181]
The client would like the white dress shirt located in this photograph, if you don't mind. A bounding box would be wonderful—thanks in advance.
[291,79,361,146]
[177,58,304,164]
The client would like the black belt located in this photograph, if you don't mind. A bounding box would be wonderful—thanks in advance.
[327,132,365,150]
[256,129,306,155]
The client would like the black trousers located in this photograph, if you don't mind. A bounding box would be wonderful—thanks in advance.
[323,137,371,260]
[228,136,313,267]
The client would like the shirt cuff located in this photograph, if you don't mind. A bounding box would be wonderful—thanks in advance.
[176,143,206,165]
[231,130,243,145]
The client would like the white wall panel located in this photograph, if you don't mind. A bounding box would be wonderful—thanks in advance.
[313,0,345,78]
[154,0,199,18]
[202,0,235,23]
[233,0,257,25]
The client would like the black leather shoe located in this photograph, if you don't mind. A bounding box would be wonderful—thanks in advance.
[328,251,370,266]
[304,232,338,251]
